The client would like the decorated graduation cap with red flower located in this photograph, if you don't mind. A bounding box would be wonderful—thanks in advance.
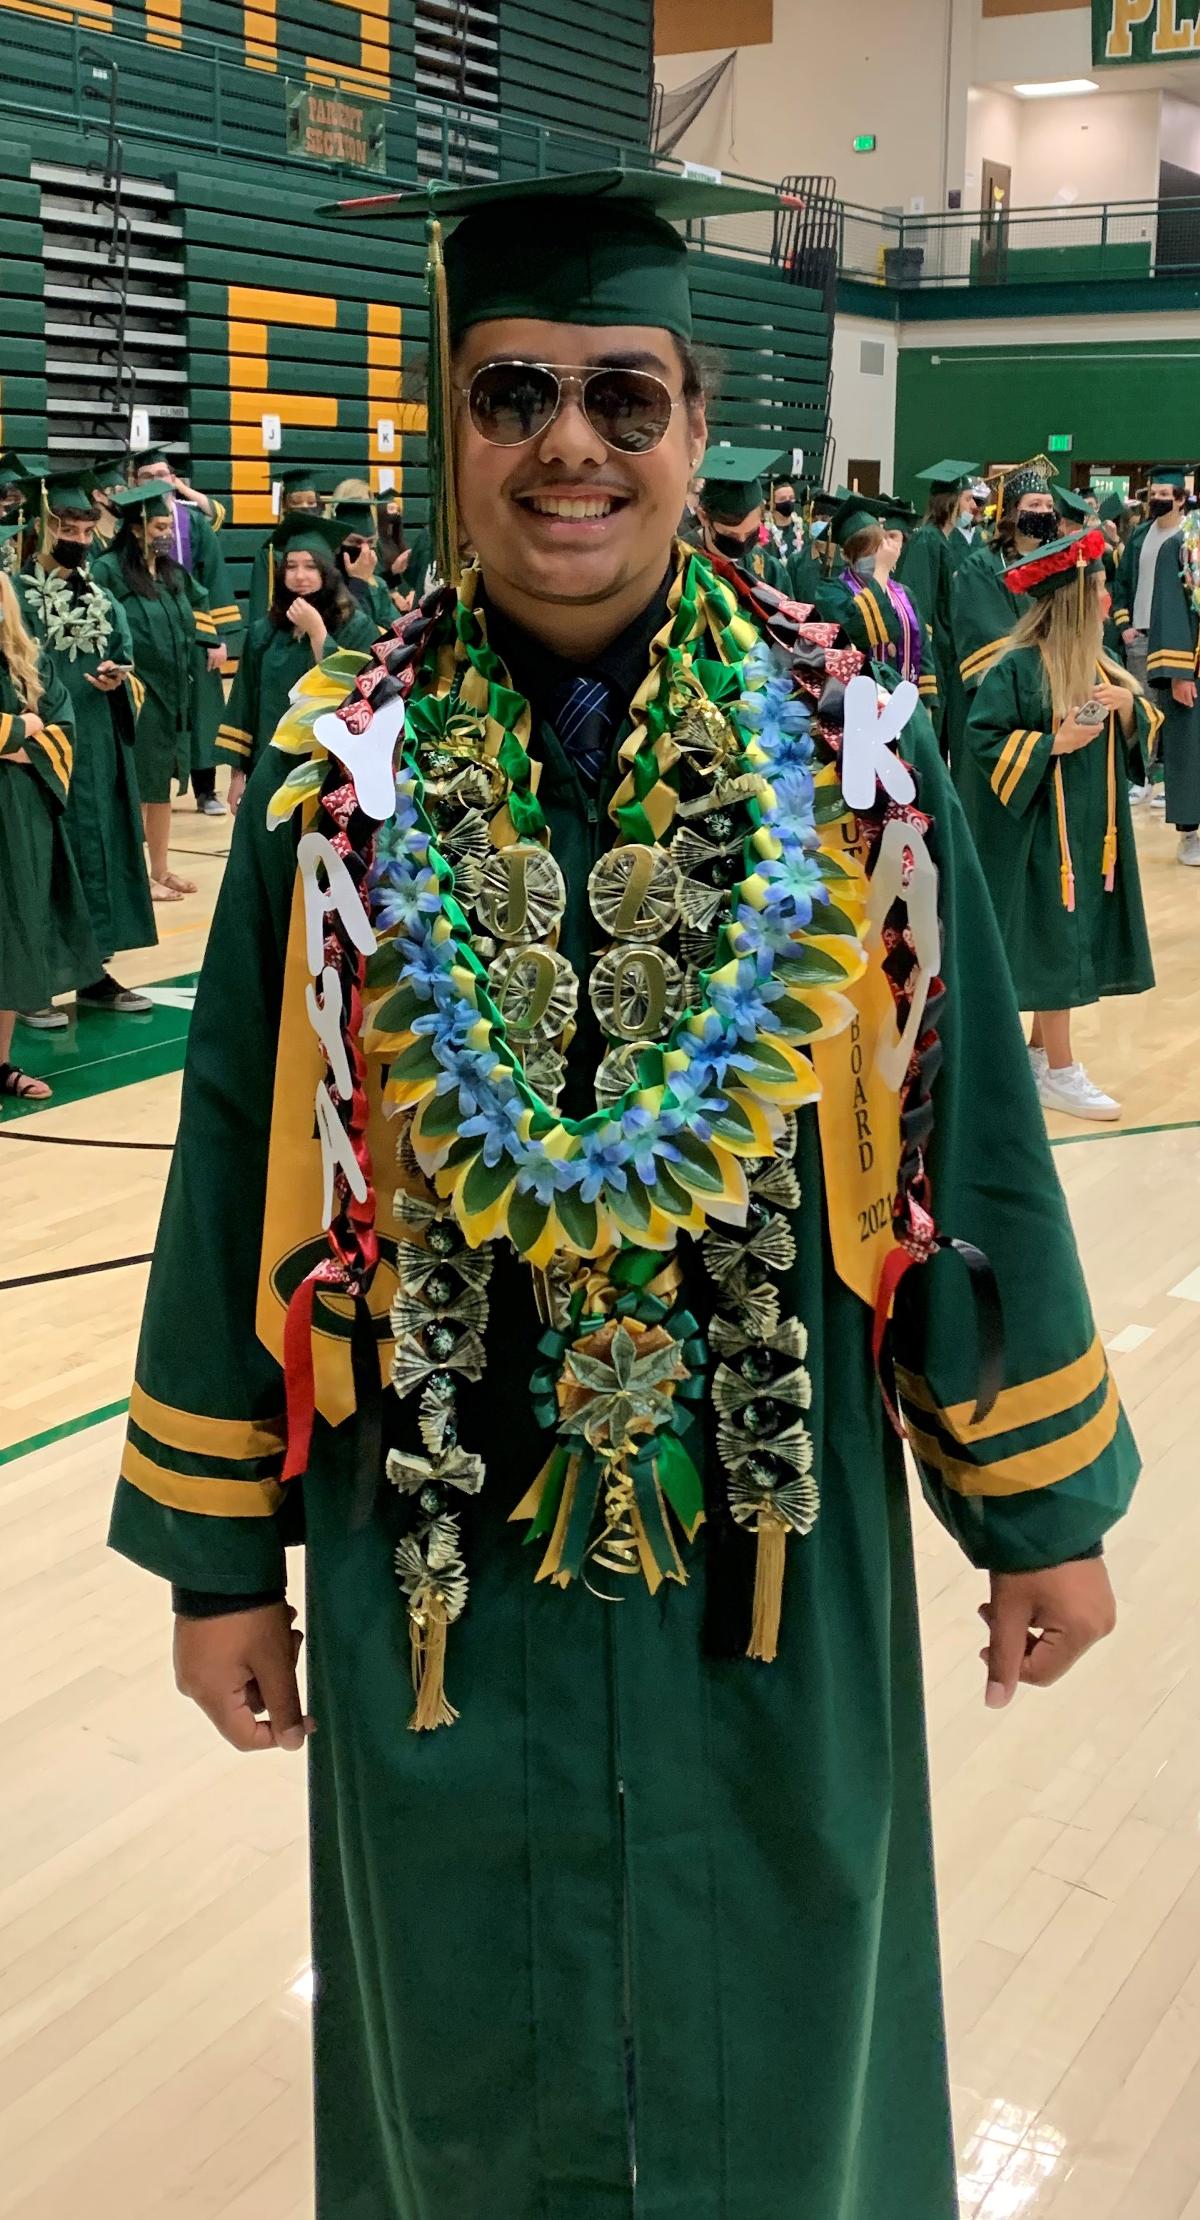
[1004,525,1107,604]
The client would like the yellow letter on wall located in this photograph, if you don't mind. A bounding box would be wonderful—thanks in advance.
[226,286,339,524]
[1105,0,1155,58]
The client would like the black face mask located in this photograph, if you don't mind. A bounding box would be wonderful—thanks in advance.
[52,538,89,569]
[1148,494,1176,519]
[711,527,754,560]
[1017,509,1058,545]
[774,499,796,519]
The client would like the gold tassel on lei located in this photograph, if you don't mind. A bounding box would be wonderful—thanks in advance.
[409,1596,459,1733]
[425,216,462,590]
[748,1509,789,1663]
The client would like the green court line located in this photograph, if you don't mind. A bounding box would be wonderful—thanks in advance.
[1050,1117,1200,1149]
[0,1396,129,1469]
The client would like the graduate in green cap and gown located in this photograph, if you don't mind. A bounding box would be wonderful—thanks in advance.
[1146,487,1200,862]
[816,493,941,727]
[0,540,99,1096]
[765,474,821,602]
[946,456,1055,764]
[331,496,401,630]
[111,168,1134,2220]
[218,512,379,809]
[1113,472,1194,836]
[961,526,1156,1121]
[131,445,243,815]
[92,484,209,900]
[0,451,48,576]
[694,446,792,592]
[897,461,977,728]
[247,465,323,627]
[16,469,156,1023]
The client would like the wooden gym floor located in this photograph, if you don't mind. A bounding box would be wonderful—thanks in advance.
[1,786,1198,2217]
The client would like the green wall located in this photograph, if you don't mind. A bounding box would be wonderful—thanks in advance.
[895,336,1200,500]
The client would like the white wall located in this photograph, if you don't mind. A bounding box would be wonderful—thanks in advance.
[828,315,898,492]
[1161,91,1200,169]
[971,4,1093,89]
[964,85,1020,210]
[657,0,970,211]
[1014,88,1162,207]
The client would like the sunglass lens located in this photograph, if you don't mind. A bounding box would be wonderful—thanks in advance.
[469,363,560,446]
[584,369,673,454]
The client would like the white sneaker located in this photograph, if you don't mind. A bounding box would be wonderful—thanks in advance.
[1028,1044,1049,1083]
[1151,788,1167,811]
[1037,1061,1120,1122]
[1127,782,1151,804]
[1177,832,1200,867]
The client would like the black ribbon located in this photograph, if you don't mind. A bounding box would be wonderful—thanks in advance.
[933,1235,1006,1425]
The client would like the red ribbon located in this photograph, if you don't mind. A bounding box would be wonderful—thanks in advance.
[282,1275,319,1482]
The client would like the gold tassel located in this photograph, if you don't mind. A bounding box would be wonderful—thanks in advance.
[747,1509,788,1663]
[427,217,461,589]
[408,1598,459,1732]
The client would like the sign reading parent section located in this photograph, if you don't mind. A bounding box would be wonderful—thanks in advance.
[286,83,386,172]
[1093,0,1200,65]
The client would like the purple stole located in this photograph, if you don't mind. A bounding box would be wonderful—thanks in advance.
[171,500,195,573]
[840,568,922,681]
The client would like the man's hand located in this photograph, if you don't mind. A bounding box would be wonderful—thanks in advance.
[979,1561,1117,1709]
[206,643,228,673]
[1172,677,1197,709]
[1122,626,1139,646]
[85,660,126,693]
[228,768,247,814]
[173,1601,315,1752]
[344,540,378,582]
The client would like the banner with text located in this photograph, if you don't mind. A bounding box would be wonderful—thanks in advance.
[1093,0,1200,66]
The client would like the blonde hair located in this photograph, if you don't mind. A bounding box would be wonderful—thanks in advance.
[998,570,1138,721]
[0,571,43,711]
[329,476,372,505]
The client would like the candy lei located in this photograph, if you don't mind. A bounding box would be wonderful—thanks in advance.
[271,550,874,1726]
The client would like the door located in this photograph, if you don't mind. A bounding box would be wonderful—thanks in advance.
[979,158,1011,284]
[845,459,881,496]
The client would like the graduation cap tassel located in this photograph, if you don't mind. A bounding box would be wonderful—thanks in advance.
[748,1509,788,1664]
[426,218,461,590]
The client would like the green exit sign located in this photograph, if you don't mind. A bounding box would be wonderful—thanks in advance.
[852,134,877,152]
[1047,433,1073,453]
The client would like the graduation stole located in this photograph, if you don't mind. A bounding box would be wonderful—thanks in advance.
[264,548,941,1728]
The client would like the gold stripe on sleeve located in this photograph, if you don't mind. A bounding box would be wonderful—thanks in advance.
[129,1382,286,1462]
[903,1373,1120,1498]
[998,728,1043,807]
[120,1439,284,1518]
[896,1334,1108,1445]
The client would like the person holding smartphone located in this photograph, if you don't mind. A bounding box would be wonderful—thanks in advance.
[959,525,1157,1120]
[15,467,156,1025]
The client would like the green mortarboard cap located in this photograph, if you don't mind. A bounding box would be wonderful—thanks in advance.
[38,467,99,514]
[90,452,128,489]
[129,445,175,473]
[880,495,918,531]
[915,459,979,492]
[327,168,781,347]
[698,444,784,522]
[271,511,346,559]
[1149,466,1188,487]
[1053,484,1091,521]
[0,449,49,493]
[1098,493,1126,524]
[829,492,892,548]
[278,467,321,500]
[0,520,22,549]
[331,498,377,537]
[113,481,173,523]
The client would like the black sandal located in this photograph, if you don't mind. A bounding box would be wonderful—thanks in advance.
[0,1062,51,1101]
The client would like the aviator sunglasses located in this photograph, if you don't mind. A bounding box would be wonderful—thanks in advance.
[458,360,682,456]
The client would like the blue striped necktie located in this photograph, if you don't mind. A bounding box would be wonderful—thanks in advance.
[551,673,616,793]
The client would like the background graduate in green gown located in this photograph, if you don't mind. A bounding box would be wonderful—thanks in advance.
[946,455,1056,763]
[816,491,941,724]
[0,557,97,1098]
[694,443,791,591]
[131,446,243,817]
[111,170,1132,2220]
[331,496,402,631]
[897,459,978,731]
[246,464,323,627]
[218,513,379,809]
[765,472,821,600]
[92,484,209,903]
[961,525,1155,1123]
[17,468,156,1024]
[1146,500,1200,863]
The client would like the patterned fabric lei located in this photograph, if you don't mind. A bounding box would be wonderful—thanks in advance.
[1182,510,1200,618]
[267,548,947,1725]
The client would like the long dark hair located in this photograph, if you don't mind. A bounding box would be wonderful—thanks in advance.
[269,543,354,632]
[376,502,408,579]
[115,523,185,601]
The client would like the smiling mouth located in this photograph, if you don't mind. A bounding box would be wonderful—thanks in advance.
[516,491,630,521]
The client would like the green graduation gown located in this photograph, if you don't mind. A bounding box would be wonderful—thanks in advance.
[175,505,244,783]
[768,517,822,604]
[404,526,441,602]
[816,570,941,725]
[91,549,205,804]
[217,606,380,776]
[896,523,954,731]
[0,651,100,1008]
[18,563,157,964]
[110,582,1137,2220]
[946,542,1030,768]
[1146,532,1200,827]
[960,646,1156,1010]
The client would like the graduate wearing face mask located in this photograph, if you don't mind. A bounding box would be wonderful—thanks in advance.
[15,468,156,1024]
[815,492,941,731]
[696,447,791,593]
[765,475,820,601]
[945,455,1055,767]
